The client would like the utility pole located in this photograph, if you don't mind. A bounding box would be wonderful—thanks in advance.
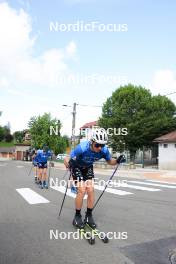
[71,102,76,149]
[62,102,102,149]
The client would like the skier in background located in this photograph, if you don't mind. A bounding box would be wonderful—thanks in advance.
[36,146,52,189]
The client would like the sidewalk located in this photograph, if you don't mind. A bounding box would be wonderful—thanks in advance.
[53,162,176,183]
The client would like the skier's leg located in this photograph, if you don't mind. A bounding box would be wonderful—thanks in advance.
[84,167,96,228]
[43,167,48,188]
[38,164,44,188]
[86,179,95,209]
[75,181,86,209]
[71,165,85,228]
[73,181,86,228]
[34,165,38,183]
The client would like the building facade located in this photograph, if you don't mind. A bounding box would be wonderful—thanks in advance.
[154,131,176,170]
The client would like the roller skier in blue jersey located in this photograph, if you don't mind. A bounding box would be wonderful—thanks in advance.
[64,128,126,229]
[36,146,52,189]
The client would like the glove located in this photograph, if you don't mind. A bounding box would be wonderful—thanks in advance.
[117,154,126,164]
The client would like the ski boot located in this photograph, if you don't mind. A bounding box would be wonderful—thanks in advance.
[39,181,43,189]
[72,214,84,229]
[43,181,48,189]
[84,213,97,229]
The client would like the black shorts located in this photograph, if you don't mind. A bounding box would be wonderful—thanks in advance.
[38,162,47,169]
[69,160,94,182]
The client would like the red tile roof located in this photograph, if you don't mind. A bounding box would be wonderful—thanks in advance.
[154,130,176,142]
[80,121,98,129]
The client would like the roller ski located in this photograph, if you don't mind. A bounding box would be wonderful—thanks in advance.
[84,213,108,243]
[85,223,109,243]
[72,214,95,245]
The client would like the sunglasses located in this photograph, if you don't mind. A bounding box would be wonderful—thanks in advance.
[94,143,105,148]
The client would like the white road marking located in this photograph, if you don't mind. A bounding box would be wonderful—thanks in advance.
[128,180,176,189]
[16,165,24,168]
[50,186,88,199]
[146,180,176,185]
[16,188,50,204]
[0,163,7,166]
[110,182,161,192]
[94,185,133,196]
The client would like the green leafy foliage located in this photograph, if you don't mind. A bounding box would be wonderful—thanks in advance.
[28,113,68,154]
[99,84,176,157]
[13,131,25,143]
[0,125,13,142]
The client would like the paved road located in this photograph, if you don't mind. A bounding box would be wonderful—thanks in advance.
[0,160,176,264]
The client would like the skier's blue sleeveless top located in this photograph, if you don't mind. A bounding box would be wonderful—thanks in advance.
[36,149,51,163]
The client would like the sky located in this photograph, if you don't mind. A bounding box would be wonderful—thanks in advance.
[0,0,176,136]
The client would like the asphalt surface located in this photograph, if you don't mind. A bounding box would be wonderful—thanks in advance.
[0,160,176,264]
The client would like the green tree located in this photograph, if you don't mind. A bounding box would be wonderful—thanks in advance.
[5,134,14,142]
[99,84,176,160]
[0,125,13,142]
[28,113,67,154]
[13,131,25,143]
[0,126,4,141]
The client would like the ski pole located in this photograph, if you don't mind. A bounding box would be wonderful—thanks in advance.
[62,168,70,179]
[93,162,119,211]
[27,163,33,177]
[48,159,52,188]
[58,168,72,219]
[93,155,126,210]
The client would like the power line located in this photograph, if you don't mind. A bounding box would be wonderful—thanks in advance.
[60,103,102,108]
[77,104,102,108]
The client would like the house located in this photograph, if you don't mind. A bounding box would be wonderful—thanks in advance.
[14,143,31,161]
[80,121,99,141]
[154,131,176,170]
[23,129,31,142]
[0,147,15,159]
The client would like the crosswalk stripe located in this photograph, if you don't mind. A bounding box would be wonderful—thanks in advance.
[0,163,7,166]
[50,186,88,199]
[146,180,176,185]
[50,185,132,197]
[128,180,176,189]
[94,185,133,196]
[16,188,50,204]
[110,182,160,192]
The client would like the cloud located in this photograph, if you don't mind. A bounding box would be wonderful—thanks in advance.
[65,41,77,58]
[0,77,9,88]
[151,70,176,96]
[0,2,77,88]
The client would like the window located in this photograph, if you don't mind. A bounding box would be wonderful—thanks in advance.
[163,144,168,148]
